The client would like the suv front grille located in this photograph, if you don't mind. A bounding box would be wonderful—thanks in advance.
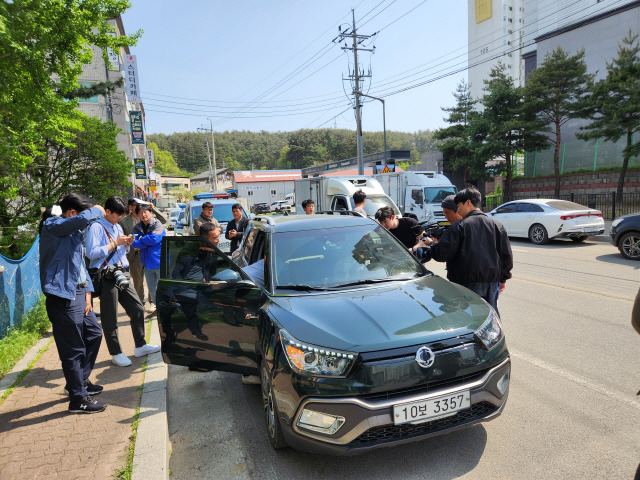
[349,402,496,447]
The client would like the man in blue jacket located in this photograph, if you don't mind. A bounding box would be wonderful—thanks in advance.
[39,193,107,413]
[87,196,160,367]
[132,203,166,319]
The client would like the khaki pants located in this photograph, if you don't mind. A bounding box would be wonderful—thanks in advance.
[127,249,145,305]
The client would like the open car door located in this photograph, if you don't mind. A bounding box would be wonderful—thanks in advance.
[157,236,262,374]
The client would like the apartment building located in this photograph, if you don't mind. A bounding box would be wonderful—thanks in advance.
[468,0,526,101]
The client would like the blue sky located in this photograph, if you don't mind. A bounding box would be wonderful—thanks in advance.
[121,0,468,135]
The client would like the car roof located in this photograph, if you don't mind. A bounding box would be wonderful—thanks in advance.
[251,213,374,233]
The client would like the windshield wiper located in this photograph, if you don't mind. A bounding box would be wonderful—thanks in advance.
[331,278,402,288]
[275,284,330,291]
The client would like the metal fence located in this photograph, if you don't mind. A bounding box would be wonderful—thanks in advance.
[524,137,639,176]
[482,192,640,220]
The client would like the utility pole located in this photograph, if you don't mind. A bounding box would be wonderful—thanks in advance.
[197,119,218,191]
[337,9,374,175]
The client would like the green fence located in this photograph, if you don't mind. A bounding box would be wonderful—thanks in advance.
[524,137,639,177]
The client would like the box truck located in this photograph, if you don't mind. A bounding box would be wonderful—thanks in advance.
[294,176,401,218]
[374,171,457,223]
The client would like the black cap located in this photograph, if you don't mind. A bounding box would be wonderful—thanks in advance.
[441,195,457,211]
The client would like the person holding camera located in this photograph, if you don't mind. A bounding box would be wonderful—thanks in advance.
[132,203,166,318]
[39,193,107,413]
[418,187,513,315]
[86,196,160,367]
[374,206,423,251]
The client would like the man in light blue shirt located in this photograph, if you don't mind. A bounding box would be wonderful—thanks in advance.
[86,196,160,367]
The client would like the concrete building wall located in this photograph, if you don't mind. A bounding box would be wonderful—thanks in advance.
[235,181,295,206]
[468,0,525,101]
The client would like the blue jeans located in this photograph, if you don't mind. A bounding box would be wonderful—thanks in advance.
[144,268,160,305]
[461,282,501,316]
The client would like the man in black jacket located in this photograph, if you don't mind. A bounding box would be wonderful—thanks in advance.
[420,187,512,315]
[225,203,249,253]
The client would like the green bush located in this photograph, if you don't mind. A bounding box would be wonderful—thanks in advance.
[0,296,50,379]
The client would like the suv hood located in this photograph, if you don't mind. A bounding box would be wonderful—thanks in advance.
[267,275,491,352]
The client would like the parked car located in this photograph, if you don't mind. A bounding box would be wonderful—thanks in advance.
[610,212,640,260]
[167,208,183,231]
[157,214,510,455]
[488,199,605,245]
[252,202,270,214]
[269,200,292,213]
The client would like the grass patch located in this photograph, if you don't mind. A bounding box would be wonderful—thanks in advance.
[0,296,50,380]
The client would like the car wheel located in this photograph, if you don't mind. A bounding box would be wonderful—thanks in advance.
[571,236,586,243]
[529,224,549,245]
[261,360,287,449]
[619,231,640,260]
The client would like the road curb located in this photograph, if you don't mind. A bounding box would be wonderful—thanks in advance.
[132,317,169,480]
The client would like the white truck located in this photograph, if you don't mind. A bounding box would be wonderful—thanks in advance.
[374,171,457,223]
[294,176,401,218]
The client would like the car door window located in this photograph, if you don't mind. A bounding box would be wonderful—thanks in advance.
[242,229,259,261]
[332,196,349,211]
[496,203,517,214]
[516,203,543,213]
[163,236,240,283]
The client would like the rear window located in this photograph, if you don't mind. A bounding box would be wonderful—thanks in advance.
[546,201,590,211]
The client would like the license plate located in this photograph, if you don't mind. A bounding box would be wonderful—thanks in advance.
[393,391,470,425]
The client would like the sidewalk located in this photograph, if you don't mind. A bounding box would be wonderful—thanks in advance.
[0,305,168,480]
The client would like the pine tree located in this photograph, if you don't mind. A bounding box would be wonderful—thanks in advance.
[578,31,640,202]
[475,64,547,197]
[524,48,591,197]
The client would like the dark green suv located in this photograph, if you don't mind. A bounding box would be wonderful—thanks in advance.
[157,214,510,455]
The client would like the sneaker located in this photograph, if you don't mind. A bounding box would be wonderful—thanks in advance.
[64,379,103,396]
[241,374,261,385]
[112,352,132,367]
[68,396,107,414]
[193,332,209,341]
[134,344,161,357]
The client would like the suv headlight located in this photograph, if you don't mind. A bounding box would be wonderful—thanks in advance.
[475,311,504,350]
[280,330,357,377]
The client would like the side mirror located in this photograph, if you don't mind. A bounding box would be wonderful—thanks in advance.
[211,269,242,282]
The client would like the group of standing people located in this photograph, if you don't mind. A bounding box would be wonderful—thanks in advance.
[39,193,164,414]
[376,186,513,316]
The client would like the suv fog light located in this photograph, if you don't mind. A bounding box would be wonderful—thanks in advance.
[497,370,510,395]
[297,409,345,435]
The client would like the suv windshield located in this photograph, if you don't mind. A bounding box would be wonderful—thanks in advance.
[272,224,422,289]
[192,204,246,222]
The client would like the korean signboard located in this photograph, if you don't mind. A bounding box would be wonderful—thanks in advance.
[135,159,147,179]
[146,148,155,168]
[149,180,157,192]
[124,55,141,102]
[130,111,144,144]
[106,33,120,71]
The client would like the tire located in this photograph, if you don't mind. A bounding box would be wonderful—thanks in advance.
[571,236,586,243]
[529,224,549,245]
[618,231,640,260]
[261,360,287,449]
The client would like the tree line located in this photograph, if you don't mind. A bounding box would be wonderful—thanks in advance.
[436,32,640,200]
[147,129,439,176]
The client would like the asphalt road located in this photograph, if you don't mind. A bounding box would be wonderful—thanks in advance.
[167,238,640,480]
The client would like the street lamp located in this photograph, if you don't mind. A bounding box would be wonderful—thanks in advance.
[355,92,387,168]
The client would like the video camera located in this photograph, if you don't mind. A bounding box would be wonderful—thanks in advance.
[412,221,449,241]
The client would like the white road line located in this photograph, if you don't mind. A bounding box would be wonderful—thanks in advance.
[510,348,640,410]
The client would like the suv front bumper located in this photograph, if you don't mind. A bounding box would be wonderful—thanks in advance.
[281,356,510,455]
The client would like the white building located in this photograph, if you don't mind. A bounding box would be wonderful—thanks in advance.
[468,0,526,101]
[233,170,301,207]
